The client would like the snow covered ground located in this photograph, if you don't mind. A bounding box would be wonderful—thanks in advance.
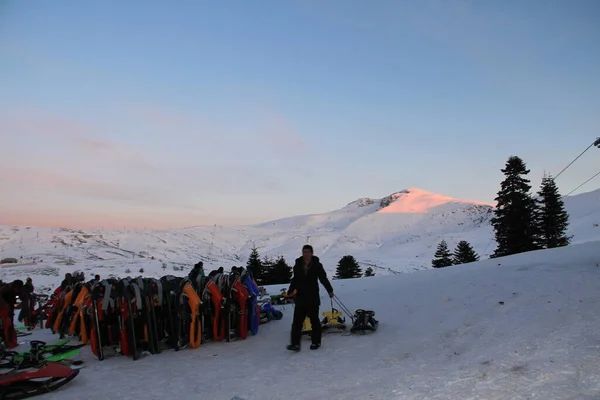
[1,187,600,293]
[17,240,600,399]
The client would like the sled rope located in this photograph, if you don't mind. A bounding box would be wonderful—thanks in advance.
[332,295,354,322]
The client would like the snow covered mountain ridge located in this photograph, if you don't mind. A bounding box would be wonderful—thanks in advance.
[345,187,493,212]
[376,187,493,212]
[1,187,599,292]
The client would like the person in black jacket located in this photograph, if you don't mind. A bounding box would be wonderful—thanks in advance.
[18,280,34,328]
[188,261,205,289]
[60,273,73,290]
[286,245,334,351]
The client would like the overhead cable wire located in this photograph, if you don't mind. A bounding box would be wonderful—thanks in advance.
[553,137,600,181]
[563,170,600,197]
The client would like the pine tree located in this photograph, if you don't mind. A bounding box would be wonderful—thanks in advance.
[259,256,275,285]
[267,256,293,284]
[364,267,375,277]
[335,255,362,279]
[536,174,571,248]
[246,246,263,282]
[452,240,479,265]
[491,156,540,258]
[431,239,453,268]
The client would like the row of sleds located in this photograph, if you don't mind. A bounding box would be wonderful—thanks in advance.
[44,268,282,361]
[0,268,282,399]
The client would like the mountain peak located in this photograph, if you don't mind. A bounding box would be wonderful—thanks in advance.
[378,187,492,213]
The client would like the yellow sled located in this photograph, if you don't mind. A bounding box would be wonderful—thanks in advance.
[301,308,346,335]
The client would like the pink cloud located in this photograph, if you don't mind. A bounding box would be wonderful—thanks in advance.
[124,100,313,162]
[0,166,273,229]
[259,112,308,156]
[0,109,153,169]
[0,207,260,230]
[0,168,202,210]
[0,168,266,229]
[0,105,294,228]
[130,105,205,129]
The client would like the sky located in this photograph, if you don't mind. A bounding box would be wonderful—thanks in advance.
[0,0,599,229]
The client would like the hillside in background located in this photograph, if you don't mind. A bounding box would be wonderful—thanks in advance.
[1,187,599,292]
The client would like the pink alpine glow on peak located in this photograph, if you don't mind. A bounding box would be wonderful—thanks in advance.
[377,187,494,214]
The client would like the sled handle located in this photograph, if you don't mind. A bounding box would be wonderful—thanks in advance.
[332,295,354,321]
[29,340,47,348]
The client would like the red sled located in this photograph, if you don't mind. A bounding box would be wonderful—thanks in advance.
[0,361,79,399]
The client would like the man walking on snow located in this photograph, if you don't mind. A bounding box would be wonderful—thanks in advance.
[287,245,334,351]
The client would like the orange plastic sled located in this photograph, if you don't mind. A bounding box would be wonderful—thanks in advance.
[69,285,90,343]
[53,289,75,334]
[205,281,225,341]
[182,282,202,348]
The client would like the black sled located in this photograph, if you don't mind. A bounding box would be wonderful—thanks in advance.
[349,309,378,333]
[332,296,378,334]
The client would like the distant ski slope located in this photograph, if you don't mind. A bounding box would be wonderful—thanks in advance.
[1,187,599,292]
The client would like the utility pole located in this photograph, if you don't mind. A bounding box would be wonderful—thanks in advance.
[207,224,217,262]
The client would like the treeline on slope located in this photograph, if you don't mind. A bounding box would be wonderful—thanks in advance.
[245,247,375,285]
[431,239,479,268]
[432,155,571,268]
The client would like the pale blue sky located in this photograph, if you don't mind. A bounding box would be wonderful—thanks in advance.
[1,0,599,229]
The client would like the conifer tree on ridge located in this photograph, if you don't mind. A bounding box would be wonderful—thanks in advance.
[536,174,571,248]
[432,239,453,268]
[491,156,540,258]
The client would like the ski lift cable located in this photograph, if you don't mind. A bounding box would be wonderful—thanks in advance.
[481,236,494,255]
[563,170,600,197]
[553,137,599,181]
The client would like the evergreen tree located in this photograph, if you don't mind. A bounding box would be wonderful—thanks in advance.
[452,240,479,265]
[491,156,540,258]
[259,256,275,285]
[364,267,375,277]
[335,255,362,279]
[431,239,453,268]
[246,246,263,282]
[267,256,293,284]
[536,174,571,248]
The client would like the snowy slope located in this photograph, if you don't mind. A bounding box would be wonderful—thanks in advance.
[24,240,600,399]
[1,187,600,293]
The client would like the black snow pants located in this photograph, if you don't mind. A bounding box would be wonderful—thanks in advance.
[290,303,321,347]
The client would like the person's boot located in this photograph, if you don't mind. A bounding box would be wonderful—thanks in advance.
[287,344,300,352]
[310,343,320,350]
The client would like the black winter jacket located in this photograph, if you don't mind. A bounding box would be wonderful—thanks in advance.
[287,256,333,306]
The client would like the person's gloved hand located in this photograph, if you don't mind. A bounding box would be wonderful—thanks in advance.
[328,291,334,298]
[284,289,297,298]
